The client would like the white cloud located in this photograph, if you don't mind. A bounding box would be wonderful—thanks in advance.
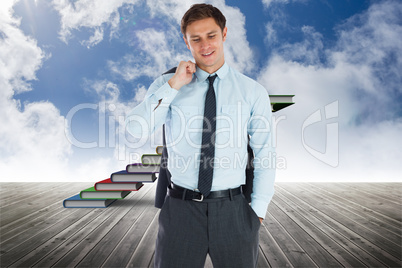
[52,0,135,46]
[146,0,195,24]
[0,100,73,181]
[219,3,255,74]
[262,0,308,8]
[81,26,104,48]
[262,0,287,9]
[0,1,44,95]
[108,27,190,81]
[0,1,74,181]
[265,22,277,45]
[259,0,402,182]
[277,26,325,65]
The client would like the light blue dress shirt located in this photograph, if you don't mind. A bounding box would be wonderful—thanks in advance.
[125,62,276,218]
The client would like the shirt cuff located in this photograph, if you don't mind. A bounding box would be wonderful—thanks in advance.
[251,199,269,219]
[154,82,179,104]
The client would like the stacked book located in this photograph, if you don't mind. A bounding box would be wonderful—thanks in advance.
[63,147,163,208]
[270,95,295,112]
[63,95,294,208]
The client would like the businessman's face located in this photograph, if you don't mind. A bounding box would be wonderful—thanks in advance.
[184,17,227,74]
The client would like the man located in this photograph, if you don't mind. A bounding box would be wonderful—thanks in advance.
[125,4,275,267]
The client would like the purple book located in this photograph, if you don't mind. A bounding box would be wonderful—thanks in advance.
[111,170,158,183]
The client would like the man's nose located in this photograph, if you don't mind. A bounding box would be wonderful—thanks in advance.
[200,39,210,50]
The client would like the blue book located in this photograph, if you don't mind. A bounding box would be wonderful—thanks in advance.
[63,194,116,208]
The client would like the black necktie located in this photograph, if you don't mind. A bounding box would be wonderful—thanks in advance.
[198,75,217,197]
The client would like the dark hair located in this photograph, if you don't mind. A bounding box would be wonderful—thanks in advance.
[181,4,226,36]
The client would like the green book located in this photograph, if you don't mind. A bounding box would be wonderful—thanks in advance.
[269,95,295,112]
[79,187,130,199]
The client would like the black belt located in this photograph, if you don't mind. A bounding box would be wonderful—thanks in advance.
[168,183,242,201]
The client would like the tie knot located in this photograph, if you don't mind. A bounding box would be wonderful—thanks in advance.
[208,74,217,85]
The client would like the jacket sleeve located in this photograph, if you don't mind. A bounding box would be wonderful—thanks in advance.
[155,125,171,208]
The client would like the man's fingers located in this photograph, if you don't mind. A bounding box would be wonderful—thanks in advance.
[186,61,196,73]
[187,65,196,74]
[169,61,195,90]
[177,61,195,74]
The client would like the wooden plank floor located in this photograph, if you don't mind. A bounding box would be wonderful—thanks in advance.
[1,182,401,268]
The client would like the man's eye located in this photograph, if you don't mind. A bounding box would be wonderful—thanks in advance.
[193,39,200,42]
[209,35,216,39]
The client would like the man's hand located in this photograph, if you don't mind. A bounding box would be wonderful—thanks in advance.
[168,61,196,90]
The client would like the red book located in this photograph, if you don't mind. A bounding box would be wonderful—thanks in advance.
[94,178,144,191]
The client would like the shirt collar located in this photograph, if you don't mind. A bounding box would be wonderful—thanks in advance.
[195,62,229,82]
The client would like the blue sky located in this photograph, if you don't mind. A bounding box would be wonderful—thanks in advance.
[1,0,401,182]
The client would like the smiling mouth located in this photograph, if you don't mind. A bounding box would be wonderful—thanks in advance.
[202,51,214,56]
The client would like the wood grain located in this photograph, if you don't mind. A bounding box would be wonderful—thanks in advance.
[0,182,400,268]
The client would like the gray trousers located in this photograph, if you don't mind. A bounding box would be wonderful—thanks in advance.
[154,194,261,268]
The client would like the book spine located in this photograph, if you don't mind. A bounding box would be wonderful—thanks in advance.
[156,146,163,155]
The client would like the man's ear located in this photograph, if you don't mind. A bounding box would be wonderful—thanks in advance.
[222,27,227,42]
[183,36,190,50]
